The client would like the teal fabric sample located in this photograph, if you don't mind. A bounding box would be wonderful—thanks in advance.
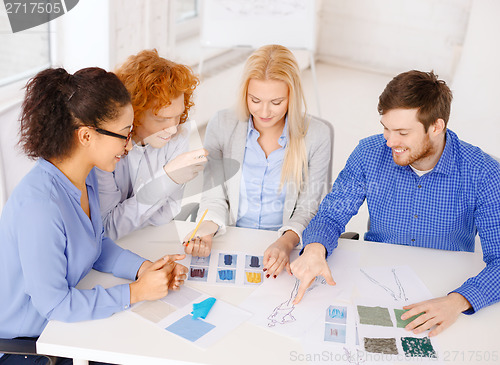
[357,305,393,327]
[401,337,437,358]
[191,297,217,319]
[364,337,398,355]
[394,309,422,328]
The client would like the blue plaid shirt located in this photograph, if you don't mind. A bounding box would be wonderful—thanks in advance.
[302,129,500,314]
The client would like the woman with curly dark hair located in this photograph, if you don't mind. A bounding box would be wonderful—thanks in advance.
[96,49,208,241]
[0,67,187,364]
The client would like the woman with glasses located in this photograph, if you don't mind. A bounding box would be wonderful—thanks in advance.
[0,67,187,365]
[96,49,208,241]
[183,45,332,277]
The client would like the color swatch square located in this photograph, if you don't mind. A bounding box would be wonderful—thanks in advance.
[166,314,215,342]
[401,337,437,358]
[364,337,398,355]
[357,305,393,327]
[394,308,422,328]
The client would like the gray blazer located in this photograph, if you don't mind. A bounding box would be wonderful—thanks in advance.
[198,109,333,243]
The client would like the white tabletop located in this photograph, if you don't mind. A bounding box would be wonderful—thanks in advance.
[37,221,500,365]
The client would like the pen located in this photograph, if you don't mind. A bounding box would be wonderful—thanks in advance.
[184,209,208,247]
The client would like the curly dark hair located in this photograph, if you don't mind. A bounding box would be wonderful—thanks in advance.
[378,70,453,132]
[19,67,131,160]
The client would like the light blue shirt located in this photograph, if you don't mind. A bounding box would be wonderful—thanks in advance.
[236,117,287,230]
[0,159,145,340]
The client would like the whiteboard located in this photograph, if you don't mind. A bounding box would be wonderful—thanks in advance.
[201,0,317,51]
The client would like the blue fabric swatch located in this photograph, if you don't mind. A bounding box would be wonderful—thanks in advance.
[166,314,215,342]
[191,297,217,319]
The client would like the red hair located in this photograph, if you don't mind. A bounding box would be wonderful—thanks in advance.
[115,49,199,126]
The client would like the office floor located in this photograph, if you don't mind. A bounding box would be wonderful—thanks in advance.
[187,61,394,236]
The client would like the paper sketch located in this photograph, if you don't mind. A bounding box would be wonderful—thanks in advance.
[267,276,327,327]
[267,278,299,327]
[360,268,408,302]
[357,266,433,306]
[240,248,359,338]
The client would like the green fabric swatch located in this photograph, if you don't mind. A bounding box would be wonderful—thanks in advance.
[401,337,437,358]
[394,309,422,328]
[357,305,393,327]
[364,337,398,355]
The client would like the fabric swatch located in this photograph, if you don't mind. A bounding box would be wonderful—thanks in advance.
[394,309,422,328]
[166,314,215,342]
[191,297,216,319]
[357,305,393,327]
[364,337,398,355]
[401,337,437,358]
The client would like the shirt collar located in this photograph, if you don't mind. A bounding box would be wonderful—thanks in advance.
[389,129,455,176]
[38,158,89,199]
[247,115,288,147]
[430,129,454,175]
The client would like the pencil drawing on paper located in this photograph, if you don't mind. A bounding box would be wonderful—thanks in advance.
[360,268,408,302]
[267,278,298,327]
[267,276,326,327]
[343,347,366,364]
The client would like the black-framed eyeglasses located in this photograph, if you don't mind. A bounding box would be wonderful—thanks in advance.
[92,125,133,155]
[94,127,133,144]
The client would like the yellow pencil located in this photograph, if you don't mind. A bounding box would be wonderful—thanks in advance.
[184,209,208,246]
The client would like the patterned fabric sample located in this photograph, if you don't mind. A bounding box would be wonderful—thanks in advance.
[401,337,437,358]
[364,337,398,355]
[357,305,393,327]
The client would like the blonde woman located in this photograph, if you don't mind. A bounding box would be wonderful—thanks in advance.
[184,45,332,279]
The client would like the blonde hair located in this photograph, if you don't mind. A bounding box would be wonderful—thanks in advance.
[237,44,309,189]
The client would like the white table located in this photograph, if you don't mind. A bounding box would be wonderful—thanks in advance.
[37,221,500,364]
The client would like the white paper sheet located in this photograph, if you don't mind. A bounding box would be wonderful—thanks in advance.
[129,286,251,349]
[300,265,442,365]
[239,248,360,338]
[355,265,434,306]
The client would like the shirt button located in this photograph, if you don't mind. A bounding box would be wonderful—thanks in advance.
[414,214,418,219]
[418,185,422,188]
[411,239,415,242]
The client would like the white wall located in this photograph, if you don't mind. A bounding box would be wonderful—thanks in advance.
[53,0,111,72]
[317,0,472,81]
[109,0,172,69]
[450,0,500,158]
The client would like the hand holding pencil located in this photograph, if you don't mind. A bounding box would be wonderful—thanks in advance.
[183,210,219,257]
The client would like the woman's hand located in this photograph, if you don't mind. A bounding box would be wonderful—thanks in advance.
[263,231,299,278]
[169,260,188,291]
[183,220,218,257]
[164,148,208,184]
[130,254,186,304]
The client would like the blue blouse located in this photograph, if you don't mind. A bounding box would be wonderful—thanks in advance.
[236,117,287,230]
[0,159,145,340]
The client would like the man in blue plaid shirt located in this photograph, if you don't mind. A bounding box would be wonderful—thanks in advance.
[290,70,500,336]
